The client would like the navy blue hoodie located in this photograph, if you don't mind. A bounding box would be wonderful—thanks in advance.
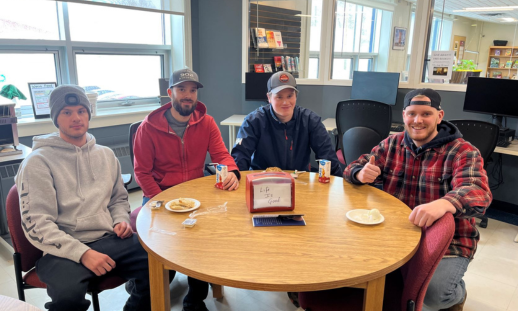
[231,105,342,176]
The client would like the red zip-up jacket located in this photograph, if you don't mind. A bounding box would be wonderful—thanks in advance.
[133,101,238,199]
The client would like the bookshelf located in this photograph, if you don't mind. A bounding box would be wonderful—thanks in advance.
[248,3,301,77]
[487,46,518,79]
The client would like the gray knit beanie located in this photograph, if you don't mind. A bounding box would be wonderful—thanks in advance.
[49,85,91,128]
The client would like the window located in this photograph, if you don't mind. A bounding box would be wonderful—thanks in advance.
[0,0,188,120]
[331,0,414,81]
[76,54,163,105]
[0,0,59,40]
[423,1,518,84]
[0,52,58,117]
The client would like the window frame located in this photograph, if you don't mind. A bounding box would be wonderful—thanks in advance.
[0,0,192,123]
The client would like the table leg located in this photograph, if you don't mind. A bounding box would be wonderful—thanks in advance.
[148,255,170,311]
[228,126,233,151]
[211,284,224,299]
[363,275,385,311]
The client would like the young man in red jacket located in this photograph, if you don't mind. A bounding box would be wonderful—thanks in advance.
[344,89,492,311]
[133,68,240,311]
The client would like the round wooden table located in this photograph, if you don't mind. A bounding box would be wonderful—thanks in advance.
[0,295,41,311]
[137,172,421,311]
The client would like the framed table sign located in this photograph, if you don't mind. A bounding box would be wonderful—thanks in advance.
[246,172,295,212]
[28,82,57,119]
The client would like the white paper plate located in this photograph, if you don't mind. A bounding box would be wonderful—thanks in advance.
[346,209,384,225]
[164,198,201,213]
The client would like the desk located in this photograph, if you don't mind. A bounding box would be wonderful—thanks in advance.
[221,115,340,151]
[323,118,518,156]
[0,295,41,311]
[137,172,421,311]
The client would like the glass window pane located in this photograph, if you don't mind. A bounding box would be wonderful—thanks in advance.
[359,58,372,71]
[0,53,57,116]
[248,0,322,79]
[331,59,353,79]
[0,0,59,40]
[332,0,415,81]
[68,3,165,44]
[76,54,162,102]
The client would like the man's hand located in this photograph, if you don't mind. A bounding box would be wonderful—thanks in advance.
[113,222,133,239]
[80,249,116,276]
[356,156,381,184]
[409,199,457,228]
[223,172,239,191]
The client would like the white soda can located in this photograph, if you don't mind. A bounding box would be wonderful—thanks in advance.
[318,159,331,183]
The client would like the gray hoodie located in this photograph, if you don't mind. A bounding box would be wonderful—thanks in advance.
[15,133,130,263]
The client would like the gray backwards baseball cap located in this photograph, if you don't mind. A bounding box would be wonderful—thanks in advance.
[403,88,442,110]
[267,71,298,94]
[169,68,204,89]
[49,85,91,128]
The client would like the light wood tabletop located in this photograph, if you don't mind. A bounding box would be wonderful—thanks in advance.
[137,172,421,311]
[0,295,41,311]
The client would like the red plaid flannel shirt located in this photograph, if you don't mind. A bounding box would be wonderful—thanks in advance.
[344,132,492,260]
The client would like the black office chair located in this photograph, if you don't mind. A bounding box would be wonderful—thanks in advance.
[336,99,392,164]
[449,119,499,228]
[129,121,142,169]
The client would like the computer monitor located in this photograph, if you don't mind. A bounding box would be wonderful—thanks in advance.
[464,77,518,128]
[245,72,274,101]
[351,71,400,105]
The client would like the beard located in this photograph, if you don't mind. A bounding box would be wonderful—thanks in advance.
[172,98,197,116]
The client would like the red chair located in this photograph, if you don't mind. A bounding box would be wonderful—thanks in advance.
[298,213,455,311]
[6,185,126,311]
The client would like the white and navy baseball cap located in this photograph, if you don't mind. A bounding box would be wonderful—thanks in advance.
[267,71,298,94]
[169,68,204,89]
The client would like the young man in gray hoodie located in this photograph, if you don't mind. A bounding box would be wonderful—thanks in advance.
[15,85,151,311]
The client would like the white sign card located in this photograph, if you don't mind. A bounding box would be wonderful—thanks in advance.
[253,178,292,209]
[28,82,56,119]
[428,51,455,81]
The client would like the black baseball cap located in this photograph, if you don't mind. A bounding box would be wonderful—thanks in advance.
[169,68,204,89]
[404,88,442,110]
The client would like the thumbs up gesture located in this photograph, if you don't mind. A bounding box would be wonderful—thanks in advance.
[356,156,381,184]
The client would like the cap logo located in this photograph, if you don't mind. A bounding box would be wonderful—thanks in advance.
[279,74,290,83]
[180,72,194,79]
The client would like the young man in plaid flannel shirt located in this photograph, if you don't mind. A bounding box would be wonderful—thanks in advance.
[344,88,492,311]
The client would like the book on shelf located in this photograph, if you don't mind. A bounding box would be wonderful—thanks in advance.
[495,49,501,56]
[273,31,284,49]
[515,50,518,56]
[492,71,502,78]
[254,64,265,73]
[274,56,283,72]
[490,57,500,68]
[505,49,512,56]
[513,60,518,69]
[263,64,273,73]
[266,30,277,48]
[505,61,513,68]
[254,28,269,48]
[500,63,506,68]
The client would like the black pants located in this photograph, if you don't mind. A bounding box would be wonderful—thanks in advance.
[168,270,209,306]
[36,234,150,311]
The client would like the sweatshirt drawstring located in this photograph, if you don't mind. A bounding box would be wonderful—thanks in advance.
[86,143,97,180]
[75,148,85,200]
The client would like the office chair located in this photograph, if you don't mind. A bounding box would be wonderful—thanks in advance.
[6,185,126,311]
[336,100,391,165]
[298,213,455,311]
[449,120,499,228]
